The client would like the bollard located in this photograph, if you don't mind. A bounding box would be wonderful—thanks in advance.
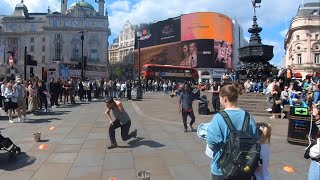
[33,132,41,142]
[137,171,150,180]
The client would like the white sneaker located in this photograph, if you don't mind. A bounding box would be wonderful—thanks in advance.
[18,117,23,122]
[9,120,14,123]
[44,109,47,112]
[266,108,272,112]
[280,105,284,109]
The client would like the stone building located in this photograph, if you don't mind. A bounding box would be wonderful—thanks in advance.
[284,2,320,77]
[0,0,111,80]
[109,20,135,65]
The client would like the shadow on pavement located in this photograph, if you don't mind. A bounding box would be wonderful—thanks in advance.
[25,118,60,123]
[0,152,36,171]
[33,111,71,116]
[120,137,165,148]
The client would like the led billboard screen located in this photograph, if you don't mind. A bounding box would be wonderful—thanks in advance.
[181,12,233,43]
[155,16,181,45]
[134,42,181,69]
[134,23,157,49]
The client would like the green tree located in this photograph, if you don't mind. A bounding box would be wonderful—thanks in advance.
[114,66,123,79]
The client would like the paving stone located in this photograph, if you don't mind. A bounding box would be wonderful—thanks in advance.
[103,152,134,170]
[134,157,170,176]
[73,149,105,167]
[62,138,86,145]
[87,132,108,140]
[168,164,205,180]
[0,170,35,180]
[66,166,102,180]
[102,169,136,180]
[30,163,72,180]
[160,149,193,166]
[46,153,78,164]
[55,144,82,153]
[82,139,107,149]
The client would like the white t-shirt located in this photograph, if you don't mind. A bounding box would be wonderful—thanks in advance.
[255,144,270,180]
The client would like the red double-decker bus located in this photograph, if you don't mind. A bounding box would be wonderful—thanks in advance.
[141,64,199,82]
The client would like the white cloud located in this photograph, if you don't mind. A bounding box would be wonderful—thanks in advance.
[1,0,60,15]
[262,39,285,66]
[280,29,288,37]
[109,0,131,12]
[107,0,315,36]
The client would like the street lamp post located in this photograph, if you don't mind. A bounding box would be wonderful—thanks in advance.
[136,31,143,99]
[78,30,87,80]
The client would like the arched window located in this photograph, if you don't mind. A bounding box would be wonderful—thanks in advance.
[55,43,62,61]
[90,44,98,62]
[201,71,210,76]
[72,43,80,61]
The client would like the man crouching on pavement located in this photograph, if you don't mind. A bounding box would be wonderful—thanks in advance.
[105,98,137,149]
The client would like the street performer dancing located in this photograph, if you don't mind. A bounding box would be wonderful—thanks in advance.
[105,98,137,149]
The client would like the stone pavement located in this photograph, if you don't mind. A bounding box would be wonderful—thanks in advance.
[0,92,311,180]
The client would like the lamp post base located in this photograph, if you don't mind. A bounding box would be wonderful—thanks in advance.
[136,86,143,99]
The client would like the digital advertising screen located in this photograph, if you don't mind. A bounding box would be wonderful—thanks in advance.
[134,42,182,70]
[213,40,233,69]
[180,39,214,68]
[181,12,233,43]
[155,16,181,45]
[134,23,157,49]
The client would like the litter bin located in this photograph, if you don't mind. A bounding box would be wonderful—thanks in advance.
[287,107,317,146]
[198,95,209,115]
[137,171,150,180]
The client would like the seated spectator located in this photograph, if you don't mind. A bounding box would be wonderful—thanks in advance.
[281,86,290,108]
[312,84,320,104]
[303,79,312,91]
[262,79,271,94]
[299,89,308,107]
[244,79,253,93]
[288,83,301,106]
[252,81,262,93]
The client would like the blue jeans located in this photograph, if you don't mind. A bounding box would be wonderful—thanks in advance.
[308,160,320,180]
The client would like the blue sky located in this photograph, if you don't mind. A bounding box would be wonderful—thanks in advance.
[1,0,316,66]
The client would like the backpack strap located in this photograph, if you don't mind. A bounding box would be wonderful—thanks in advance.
[219,111,236,132]
[241,111,251,132]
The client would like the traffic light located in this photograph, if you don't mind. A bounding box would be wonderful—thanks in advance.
[26,55,37,66]
[77,62,82,69]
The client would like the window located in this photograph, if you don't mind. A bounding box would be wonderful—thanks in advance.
[72,43,80,60]
[126,42,128,47]
[42,56,45,63]
[30,46,34,52]
[296,35,300,40]
[90,44,99,62]
[131,40,134,45]
[31,37,34,42]
[54,43,62,60]
[55,34,62,39]
[42,37,45,42]
[316,34,319,40]
[125,35,127,40]
[42,46,45,52]
[315,54,320,64]
[297,54,302,64]
[121,43,123,47]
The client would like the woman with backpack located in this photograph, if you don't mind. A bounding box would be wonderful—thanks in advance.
[206,83,259,180]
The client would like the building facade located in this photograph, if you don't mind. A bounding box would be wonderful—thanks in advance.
[109,20,135,65]
[0,0,111,80]
[284,2,320,77]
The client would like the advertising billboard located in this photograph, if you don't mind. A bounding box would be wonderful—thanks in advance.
[134,42,181,69]
[180,39,215,68]
[181,12,233,43]
[155,16,181,45]
[134,23,157,49]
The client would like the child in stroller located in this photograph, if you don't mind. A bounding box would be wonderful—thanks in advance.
[0,131,21,158]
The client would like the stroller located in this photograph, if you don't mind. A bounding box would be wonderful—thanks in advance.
[198,95,209,115]
[0,131,21,159]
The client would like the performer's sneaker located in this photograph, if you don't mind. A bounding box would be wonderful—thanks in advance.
[132,129,137,138]
[107,143,118,149]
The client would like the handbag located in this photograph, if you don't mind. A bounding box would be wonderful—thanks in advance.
[275,99,281,105]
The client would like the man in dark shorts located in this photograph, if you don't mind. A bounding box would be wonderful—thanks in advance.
[105,98,137,149]
[179,83,196,132]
